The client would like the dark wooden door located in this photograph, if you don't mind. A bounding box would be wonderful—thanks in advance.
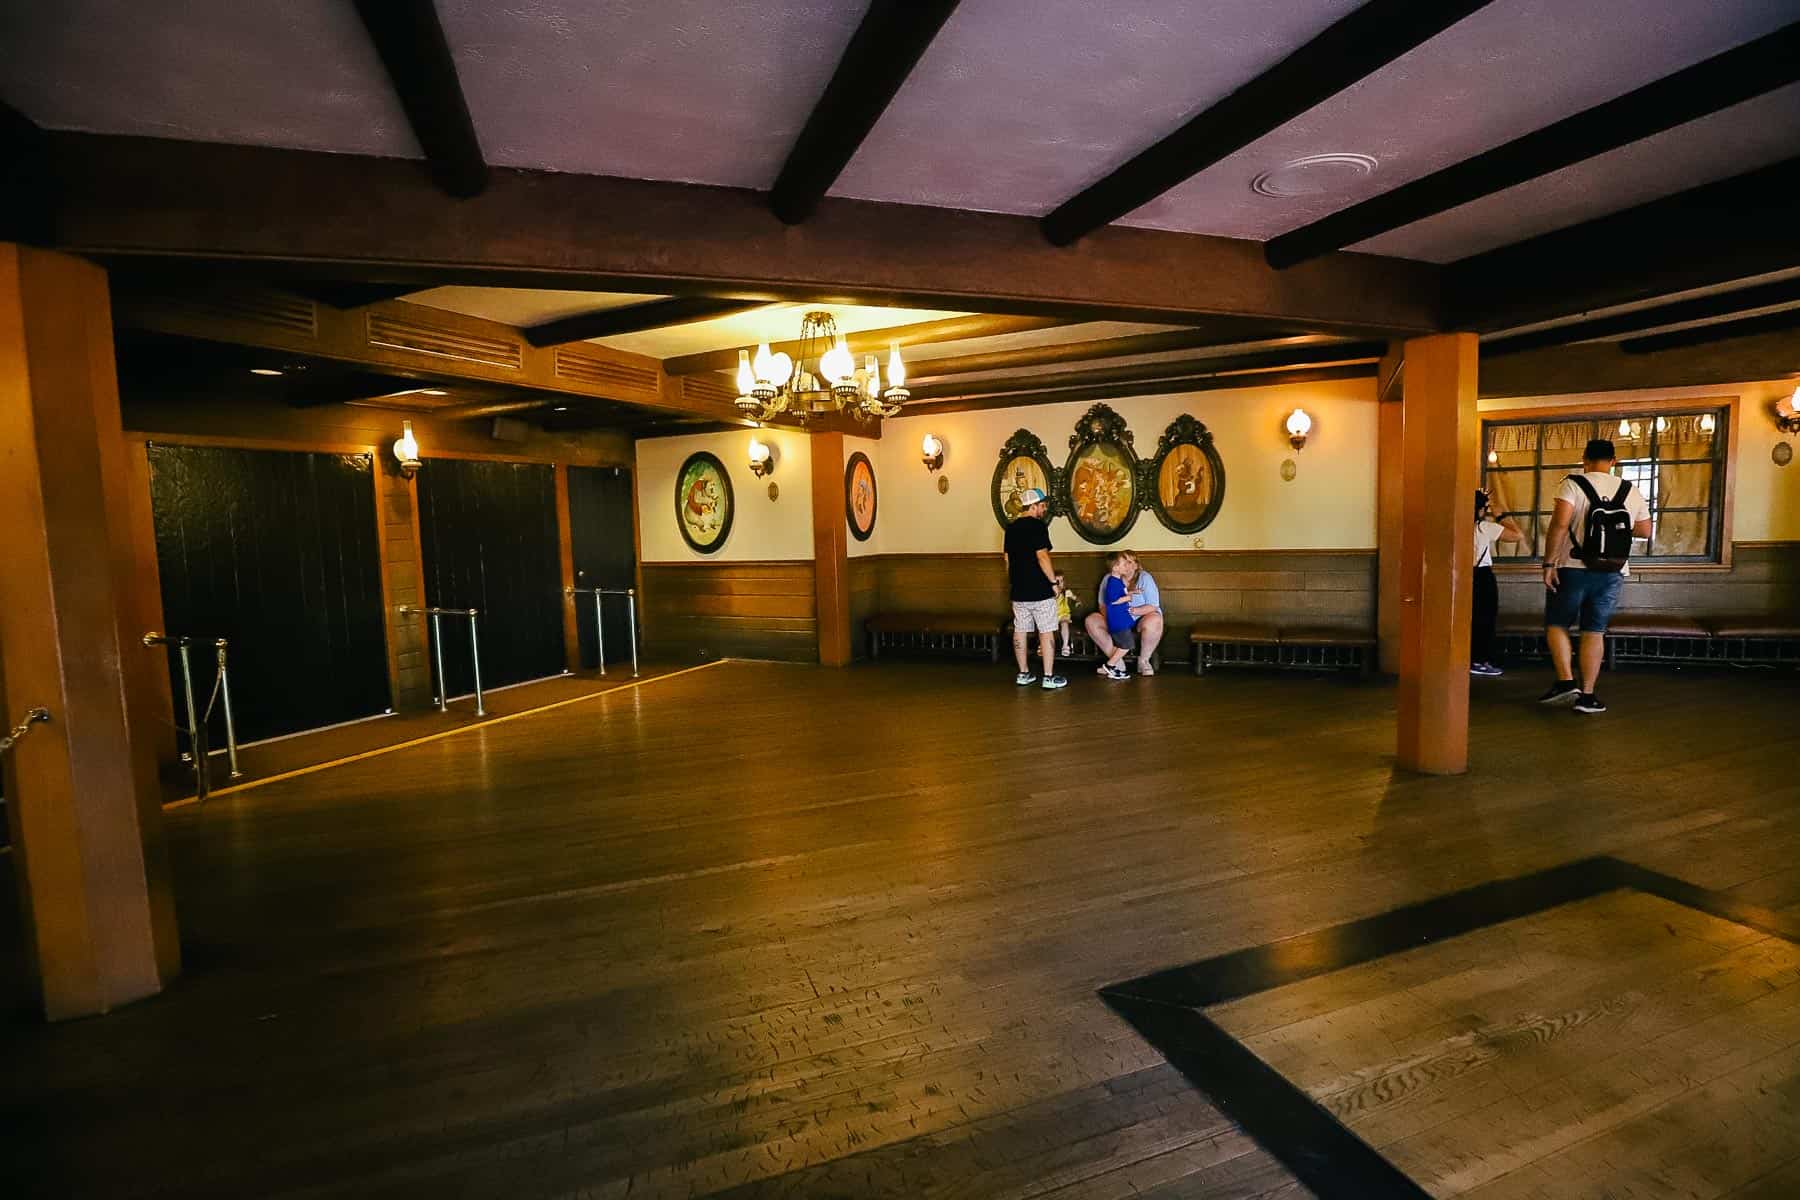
[147,443,390,745]
[567,465,639,669]
[416,459,563,697]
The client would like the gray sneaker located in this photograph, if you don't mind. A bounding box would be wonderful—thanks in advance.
[1040,674,1068,690]
[1015,671,1036,686]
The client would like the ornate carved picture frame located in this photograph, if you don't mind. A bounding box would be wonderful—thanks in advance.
[844,451,877,542]
[1147,414,1227,534]
[674,450,734,554]
[990,429,1060,528]
[1061,403,1141,544]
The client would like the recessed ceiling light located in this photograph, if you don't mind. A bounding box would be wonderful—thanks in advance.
[1251,153,1378,198]
[250,367,284,376]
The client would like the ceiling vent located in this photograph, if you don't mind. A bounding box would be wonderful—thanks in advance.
[1252,153,1378,198]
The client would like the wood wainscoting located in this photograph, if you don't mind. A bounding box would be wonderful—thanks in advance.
[639,560,819,663]
[849,556,882,661]
[868,550,1376,663]
[1497,541,1800,626]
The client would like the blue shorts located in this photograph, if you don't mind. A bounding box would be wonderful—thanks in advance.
[1545,569,1625,633]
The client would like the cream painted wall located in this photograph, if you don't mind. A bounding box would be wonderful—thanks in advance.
[1480,379,1800,543]
[635,426,814,562]
[874,376,1381,554]
[843,432,885,557]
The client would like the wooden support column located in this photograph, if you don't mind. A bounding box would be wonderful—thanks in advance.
[554,464,581,673]
[1375,343,1406,675]
[1396,333,1478,776]
[810,432,852,667]
[0,244,180,1019]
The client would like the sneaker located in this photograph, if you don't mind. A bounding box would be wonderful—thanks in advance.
[1104,665,1131,681]
[1040,674,1068,690]
[1015,671,1036,686]
[1537,680,1580,705]
[1573,693,1607,714]
[1470,662,1503,677]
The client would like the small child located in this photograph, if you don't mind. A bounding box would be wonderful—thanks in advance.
[1053,573,1078,656]
[1098,554,1136,681]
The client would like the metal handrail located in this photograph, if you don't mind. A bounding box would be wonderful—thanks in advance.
[400,606,486,716]
[143,632,243,801]
[566,586,639,677]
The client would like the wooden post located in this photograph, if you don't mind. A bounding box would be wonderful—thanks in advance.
[0,244,180,1019]
[810,432,852,666]
[554,464,581,673]
[1396,333,1478,776]
[1375,343,1406,675]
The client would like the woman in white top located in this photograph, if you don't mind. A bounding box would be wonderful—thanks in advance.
[1472,479,1527,676]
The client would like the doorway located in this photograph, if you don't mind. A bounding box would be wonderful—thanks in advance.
[416,459,564,697]
[567,465,639,670]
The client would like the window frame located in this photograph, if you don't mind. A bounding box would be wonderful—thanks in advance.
[1478,396,1738,571]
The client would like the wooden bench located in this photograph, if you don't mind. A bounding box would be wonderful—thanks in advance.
[1188,621,1374,677]
[867,612,1009,662]
[1500,613,1800,668]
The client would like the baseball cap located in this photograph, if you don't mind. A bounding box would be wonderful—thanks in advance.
[1019,488,1047,505]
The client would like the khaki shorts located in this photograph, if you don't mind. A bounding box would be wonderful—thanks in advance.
[1011,598,1059,634]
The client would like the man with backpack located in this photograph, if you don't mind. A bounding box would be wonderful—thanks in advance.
[1539,437,1652,714]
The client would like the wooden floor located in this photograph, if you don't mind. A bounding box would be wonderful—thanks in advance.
[4,658,1799,1198]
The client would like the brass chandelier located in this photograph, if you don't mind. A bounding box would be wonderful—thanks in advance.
[734,311,908,423]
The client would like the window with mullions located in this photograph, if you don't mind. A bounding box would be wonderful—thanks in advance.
[1480,407,1728,564]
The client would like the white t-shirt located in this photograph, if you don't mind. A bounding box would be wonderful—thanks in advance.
[1474,520,1505,569]
[1551,471,1651,575]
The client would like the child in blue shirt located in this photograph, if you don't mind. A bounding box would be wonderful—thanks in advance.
[1098,552,1136,680]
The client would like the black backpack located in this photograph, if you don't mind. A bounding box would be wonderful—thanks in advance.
[1568,475,1635,573]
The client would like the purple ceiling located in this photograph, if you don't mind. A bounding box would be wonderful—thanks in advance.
[0,1,417,157]
[828,0,1366,215]
[1114,0,1800,242]
[2,0,1796,263]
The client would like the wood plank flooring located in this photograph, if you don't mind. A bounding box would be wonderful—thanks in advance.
[3,659,1798,1198]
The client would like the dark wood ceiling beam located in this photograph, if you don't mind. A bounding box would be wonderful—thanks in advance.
[1483,277,1800,358]
[908,364,1377,415]
[1040,0,1498,246]
[1619,306,1800,354]
[284,281,421,310]
[1447,156,1800,331]
[352,0,486,198]
[1,98,50,244]
[910,329,1326,378]
[522,297,767,348]
[1268,22,1800,268]
[662,314,1071,376]
[770,0,962,225]
[44,134,1445,333]
[908,341,1384,400]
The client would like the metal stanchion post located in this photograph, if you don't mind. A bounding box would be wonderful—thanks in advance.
[594,590,607,676]
[431,611,447,711]
[468,610,486,716]
[215,640,242,779]
[178,641,210,802]
[627,588,639,677]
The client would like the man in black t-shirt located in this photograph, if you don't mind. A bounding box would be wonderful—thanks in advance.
[1001,489,1067,690]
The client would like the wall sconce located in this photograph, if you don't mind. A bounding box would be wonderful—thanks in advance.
[392,420,421,479]
[747,437,776,479]
[1285,408,1312,451]
[1776,387,1800,435]
[920,433,945,472]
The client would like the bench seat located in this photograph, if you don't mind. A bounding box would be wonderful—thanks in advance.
[1188,621,1373,676]
[867,612,1008,662]
[1708,617,1800,640]
[1605,613,1711,637]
